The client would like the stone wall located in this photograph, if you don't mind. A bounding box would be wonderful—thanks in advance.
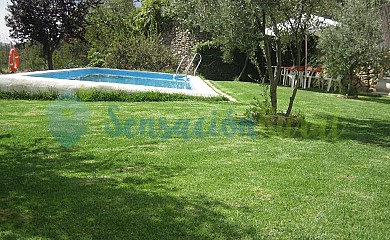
[162,24,210,72]
[356,71,374,92]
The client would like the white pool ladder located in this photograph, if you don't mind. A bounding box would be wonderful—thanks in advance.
[175,53,202,79]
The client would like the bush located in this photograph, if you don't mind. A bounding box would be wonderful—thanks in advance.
[194,41,260,81]
[6,40,90,72]
[0,88,59,100]
[88,51,105,67]
[245,84,305,127]
[53,40,90,69]
[18,44,46,72]
[103,34,175,72]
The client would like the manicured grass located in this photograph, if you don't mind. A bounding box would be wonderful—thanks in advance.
[0,82,389,239]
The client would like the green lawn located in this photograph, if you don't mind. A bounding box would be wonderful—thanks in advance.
[1,82,389,239]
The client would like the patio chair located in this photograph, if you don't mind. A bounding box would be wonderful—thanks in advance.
[323,75,342,92]
[302,65,314,89]
[290,66,305,89]
[308,67,323,88]
[281,67,291,86]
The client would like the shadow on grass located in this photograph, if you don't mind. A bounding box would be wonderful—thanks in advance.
[0,138,255,239]
[300,87,331,94]
[352,94,390,105]
[258,113,389,148]
[320,114,390,148]
[0,134,11,140]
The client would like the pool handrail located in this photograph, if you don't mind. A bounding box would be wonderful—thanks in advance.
[185,53,202,79]
[176,55,188,75]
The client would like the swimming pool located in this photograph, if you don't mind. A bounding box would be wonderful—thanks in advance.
[28,68,192,90]
[0,68,219,97]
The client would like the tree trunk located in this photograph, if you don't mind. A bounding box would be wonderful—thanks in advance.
[237,56,249,81]
[47,50,54,70]
[285,86,298,117]
[346,68,353,96]
[264,36,277,114]
[273,37,282,114]
[44,44,54,70]
[285,30,304,118]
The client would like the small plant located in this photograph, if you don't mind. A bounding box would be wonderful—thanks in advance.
[245,84,306,127]
[266,112,306,128]
[245,84,272,123]
[0,88,59,100]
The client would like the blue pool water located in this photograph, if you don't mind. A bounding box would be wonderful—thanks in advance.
[27,68,192,90]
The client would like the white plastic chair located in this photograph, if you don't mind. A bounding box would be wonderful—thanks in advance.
[323,75,342,92]
[284,66,298,87]
[308,67,323,88]
[327,75,342,92]
[303,66,314,89]
[281,67,290,85]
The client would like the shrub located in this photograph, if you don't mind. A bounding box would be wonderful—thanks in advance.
[245,84,272,123]
[245,84,305,127]
[104,34,175,72]
[194,41,260,81]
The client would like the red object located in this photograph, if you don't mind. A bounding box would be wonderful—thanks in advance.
[287,65,305,72]
[287,66,295,71]
[287,65,306,71]
[313,67,322,73]
[9,48,20,73]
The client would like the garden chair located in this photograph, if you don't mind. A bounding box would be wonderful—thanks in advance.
[284,66,298,87]
[281,67,291,86]
[302,65,314,89]
[308,67,323,88]
[323,75,342,92]
[290,66,305,89]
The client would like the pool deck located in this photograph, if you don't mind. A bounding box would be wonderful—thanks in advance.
[0,68,220,98]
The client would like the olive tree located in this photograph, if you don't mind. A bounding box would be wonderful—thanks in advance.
[169,0,337,116]
[318,0,386,96]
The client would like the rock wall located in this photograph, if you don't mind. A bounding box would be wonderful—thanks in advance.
[162,24,210,72]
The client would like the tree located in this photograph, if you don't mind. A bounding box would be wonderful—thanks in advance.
[86,0,175,71]
[169,0,281,113]
[318,0,386,96]
[5,0,101,70]
[169,0,337,116]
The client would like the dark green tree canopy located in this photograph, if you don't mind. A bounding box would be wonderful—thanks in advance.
[5,0,101,69]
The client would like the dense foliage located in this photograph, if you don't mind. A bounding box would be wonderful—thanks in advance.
[86,0,176,71]
[5,0,101,70]
[318,0,388,95]
[0,40,89,72]
[170,0,339,116]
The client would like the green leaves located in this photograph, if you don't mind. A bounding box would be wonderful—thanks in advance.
[85,0,175,71]
[6,0,101,69]
[318,0,385,84]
